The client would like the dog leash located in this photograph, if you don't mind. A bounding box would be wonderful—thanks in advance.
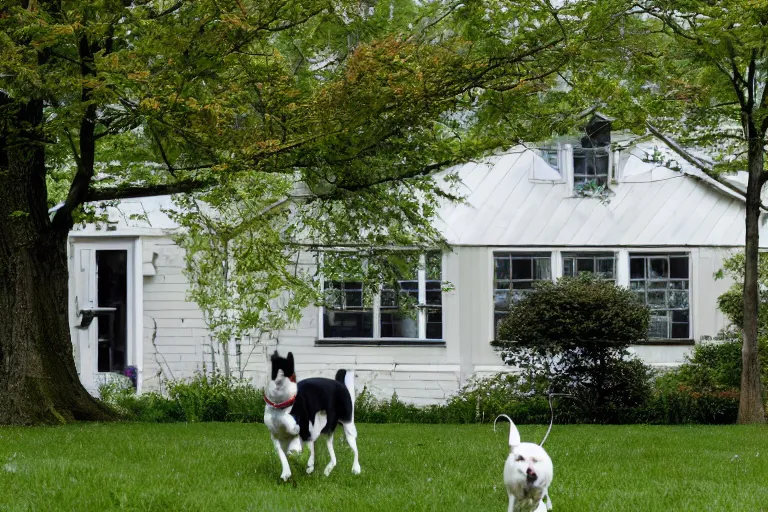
[539,393,574,447]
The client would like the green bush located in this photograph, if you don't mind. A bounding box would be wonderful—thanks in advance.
[99,380,183,423]
[168,371,265,423]
[493,274,653,423]
[100,372,265,423]
[672,336,768,392]
[643,386,740,424]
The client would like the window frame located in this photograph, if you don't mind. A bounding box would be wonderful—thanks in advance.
[318,252,445,344]
[562,252,617,282]
[492,251,553,336]
[629,252,691,340]
[573,146,611,187]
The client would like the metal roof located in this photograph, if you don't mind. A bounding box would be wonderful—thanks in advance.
[434,139,766,248]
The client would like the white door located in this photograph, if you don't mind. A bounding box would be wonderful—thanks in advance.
[70,238,142,395]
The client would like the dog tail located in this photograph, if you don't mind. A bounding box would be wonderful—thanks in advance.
[493,414,520,450]
[335,369,355,412]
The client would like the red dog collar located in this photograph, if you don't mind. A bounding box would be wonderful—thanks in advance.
[263,393,296,409]
[264,374,297,409]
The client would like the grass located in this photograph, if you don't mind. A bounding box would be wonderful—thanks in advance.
[0,423,766,512]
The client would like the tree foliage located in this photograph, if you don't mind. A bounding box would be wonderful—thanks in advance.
[565,0,768,423]
[716,252,768,332]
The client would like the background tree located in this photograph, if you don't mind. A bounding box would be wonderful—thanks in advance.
[566,0,768,423]
[493,274,651,423]
[1,0,603,424]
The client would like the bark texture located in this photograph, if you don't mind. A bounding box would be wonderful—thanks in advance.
[0,98,114,425]
[738,137,767,424]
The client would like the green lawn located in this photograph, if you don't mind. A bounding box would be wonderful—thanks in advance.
[0,423,766,511]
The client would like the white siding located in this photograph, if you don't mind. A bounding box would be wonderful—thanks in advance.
[135,238,738,404]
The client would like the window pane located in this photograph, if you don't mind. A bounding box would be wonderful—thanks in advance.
[576,258,595,274]
[495,257,511,281]
[649,258,668,278]
[668,291,689,309]
[426,309,442,339]
[426,281,442,306]
[672,310,689,323]
[323,311,373,338]
[597,258,615,278]
[647,291,666,309]
[512,259,533,280]
[671,322,689,339]
[670,257,689,279]
[630,258,645,279]
[494,290,510,309]
[380,311,418,338]
[649,314,668,339]
[595,153,609,177]
[574,153,586,176]
[535,258,551,280]
[563,258,574,276]
[345,291,363,308]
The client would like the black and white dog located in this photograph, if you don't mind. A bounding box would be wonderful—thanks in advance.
[263,351,361,481]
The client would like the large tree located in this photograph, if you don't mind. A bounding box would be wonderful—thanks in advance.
[0,0,594,424]
[578,0,768,422]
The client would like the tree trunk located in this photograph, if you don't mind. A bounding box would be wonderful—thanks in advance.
[738,137,766,424]
[0,100,115,425]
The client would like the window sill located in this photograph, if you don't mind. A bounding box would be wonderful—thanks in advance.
[315,338,446,347]
[632,339,695,346]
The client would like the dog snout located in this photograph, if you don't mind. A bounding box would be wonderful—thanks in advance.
[526,467,537,482]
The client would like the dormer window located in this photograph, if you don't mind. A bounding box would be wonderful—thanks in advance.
[573,146,610,187]
[541,147,560,171]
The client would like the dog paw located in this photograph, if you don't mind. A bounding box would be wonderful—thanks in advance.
[280,471,292,482]
[306,465,314,475]
[351,464,361,475]
[323,463,336,477]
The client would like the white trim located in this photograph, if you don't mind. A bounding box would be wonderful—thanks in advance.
[418,254,427,340]
[372,292,382,339]
[132,238,144,393]
[617,249,630,287]
[316,251,444,343]
[552,249,563,280]
[68,237,142,393]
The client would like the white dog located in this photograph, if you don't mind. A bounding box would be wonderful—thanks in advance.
[263,351,360,481]
[494,414,554,512]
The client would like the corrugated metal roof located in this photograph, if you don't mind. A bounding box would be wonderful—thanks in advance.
[436,140,767,248]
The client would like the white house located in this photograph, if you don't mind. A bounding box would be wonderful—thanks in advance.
[66,119,764,404]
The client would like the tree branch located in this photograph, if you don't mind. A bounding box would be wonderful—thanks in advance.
[85,177,218,202]
[646,122,768,210]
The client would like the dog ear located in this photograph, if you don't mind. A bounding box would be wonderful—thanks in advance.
[287,352,295,375]
[270,350,280,362]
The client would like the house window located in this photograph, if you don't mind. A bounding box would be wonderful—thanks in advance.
[629,254,690,339]
[323,281,373,338]
[322,253,442,340]
[493,252,551,331]
[562,252,616,281]
[573,147,610,187]
[541,148,559,171]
